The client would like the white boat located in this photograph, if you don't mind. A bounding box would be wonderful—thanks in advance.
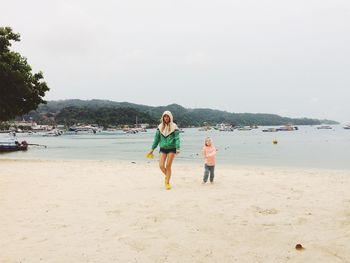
[277,124,298,131]
[215,123,234,131]
[343,124,350,130]
[41,129,63,136]
[68,125,101,134]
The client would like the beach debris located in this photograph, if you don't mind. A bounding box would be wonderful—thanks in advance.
[131,161,136,164]
[295,244,304,250]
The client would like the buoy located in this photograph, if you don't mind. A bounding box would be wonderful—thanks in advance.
[272,140,278,144]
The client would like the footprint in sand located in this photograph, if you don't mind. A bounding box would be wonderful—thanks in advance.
[254,206,279,215]
[297,217,307,224]
[105,209,122,216]
[119,237,146,252]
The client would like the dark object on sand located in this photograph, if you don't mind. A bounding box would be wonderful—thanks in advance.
[295,244,304,250]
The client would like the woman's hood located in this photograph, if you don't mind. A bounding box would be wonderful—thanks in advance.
[158,110,178,136]
[162,111,173,123]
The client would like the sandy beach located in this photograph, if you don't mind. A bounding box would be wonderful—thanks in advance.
[1,159,350,263]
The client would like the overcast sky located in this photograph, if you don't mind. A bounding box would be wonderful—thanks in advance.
[1,0,349,122]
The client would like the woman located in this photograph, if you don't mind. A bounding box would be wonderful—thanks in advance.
[147,111,180,190]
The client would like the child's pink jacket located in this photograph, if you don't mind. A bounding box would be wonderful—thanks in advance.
[203,145,217,166]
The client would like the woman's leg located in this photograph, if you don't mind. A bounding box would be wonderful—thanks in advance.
[165,153,175,184]
[159,152,167,176]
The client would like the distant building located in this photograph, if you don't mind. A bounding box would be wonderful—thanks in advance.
[11,120,34,127]
[140,123,149,129]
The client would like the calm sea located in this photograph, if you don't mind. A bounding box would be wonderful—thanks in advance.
[1,126,349,169]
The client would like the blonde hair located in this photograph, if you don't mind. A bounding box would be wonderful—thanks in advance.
[160,115,171,133]
[204,137,212,146]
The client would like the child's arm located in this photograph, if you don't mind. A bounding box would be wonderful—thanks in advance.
[202,148,207,158]
[207,148,217,157]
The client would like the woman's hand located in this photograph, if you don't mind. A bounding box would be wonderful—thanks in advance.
[146,149,155,159]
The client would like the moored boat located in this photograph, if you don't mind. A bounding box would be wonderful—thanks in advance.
[68,125,100,134]
[262,128,277,132]
[215,123,234,131]
[198,126,211,131]
[317,125,333,130]
[236,126,252,131]
[0,139,28,152]
[276,124,298,131]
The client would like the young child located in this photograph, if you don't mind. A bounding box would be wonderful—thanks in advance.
[202,137,217,184]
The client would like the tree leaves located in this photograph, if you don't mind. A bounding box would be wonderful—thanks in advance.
[0,27,49,121]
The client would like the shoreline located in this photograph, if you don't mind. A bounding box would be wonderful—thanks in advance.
[1,157,349,173]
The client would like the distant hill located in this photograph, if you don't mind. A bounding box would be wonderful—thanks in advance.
[22,99,339,127]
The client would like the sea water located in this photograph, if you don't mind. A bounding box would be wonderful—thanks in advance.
[1,126,349,169]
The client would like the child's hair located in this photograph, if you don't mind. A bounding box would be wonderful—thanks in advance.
[204,137,212,146]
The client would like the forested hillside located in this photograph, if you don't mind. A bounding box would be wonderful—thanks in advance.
[21,99,338,127]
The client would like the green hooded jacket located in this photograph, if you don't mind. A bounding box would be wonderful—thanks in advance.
[151,128,180,150]
[151,111,180,150]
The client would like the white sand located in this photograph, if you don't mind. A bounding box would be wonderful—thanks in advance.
[1,159,350,263]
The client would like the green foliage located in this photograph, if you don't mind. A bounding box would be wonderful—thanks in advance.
[55,106,157,128]
[25,100,334,127]
[0,27,49,121]
[318,119,339,125]
[0,122,10,130]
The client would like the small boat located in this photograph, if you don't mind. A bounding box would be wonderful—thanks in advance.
[262,128,278,132]
[134,127,147,132]
[343,124,350,130]
[0,139,28,152]
[276,124,298,131]
[198,126,211,131]
[262,125,298,132]
[236,126,252,131]
[215,123,234,131]
[317,125,333,130]
[68,125,100,134]
[41,129,63,136]
[124,128,138,134]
